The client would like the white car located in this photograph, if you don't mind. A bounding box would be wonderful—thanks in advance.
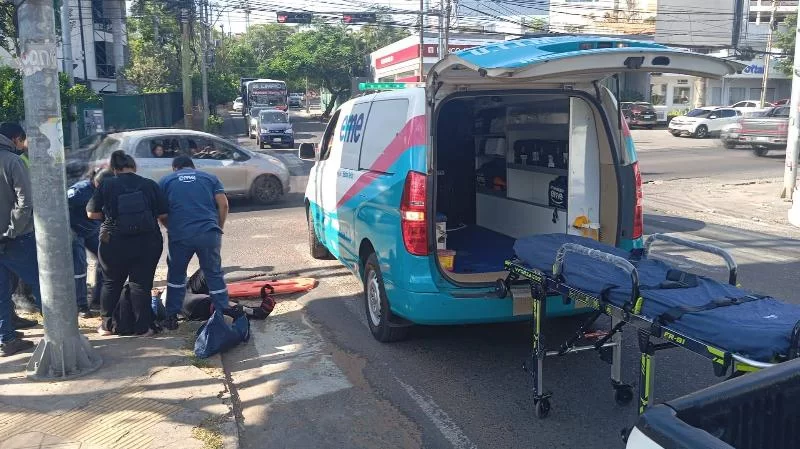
[668,107,742,138]
[232,97,243,112]
[730,100,773,117]
[86,129,290,204]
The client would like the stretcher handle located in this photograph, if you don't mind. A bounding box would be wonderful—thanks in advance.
[644,234,738,286]
[731,354,775,370]
[554,243,640,308]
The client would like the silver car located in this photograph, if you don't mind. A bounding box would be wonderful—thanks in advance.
[87,129,290,204]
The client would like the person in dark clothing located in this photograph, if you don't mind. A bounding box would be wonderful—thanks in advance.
[160,155,229,330]
[87,151,168,336]
[68,168,113,317]
[0,123,41,356]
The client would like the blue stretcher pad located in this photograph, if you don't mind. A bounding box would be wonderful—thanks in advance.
[513,234,800,362]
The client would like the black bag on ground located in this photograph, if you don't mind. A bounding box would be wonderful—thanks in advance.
[187,268,209,294]
[116,188,157,236]
[112,284,137,335]
[182,292,213,321]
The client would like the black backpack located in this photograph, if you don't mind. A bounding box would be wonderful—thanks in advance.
[116,186,156,236]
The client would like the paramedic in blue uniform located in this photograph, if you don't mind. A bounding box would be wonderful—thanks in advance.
[160,155,230,330]
[67,168,112,317]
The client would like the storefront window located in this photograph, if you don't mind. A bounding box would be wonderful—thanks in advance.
[711,87,722,106]
[729,87,747,104]
[650,84,666,105]
[672,87,691,105]
[750,88,775,103]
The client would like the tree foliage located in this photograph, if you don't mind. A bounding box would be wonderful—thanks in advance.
[776,14,796,77]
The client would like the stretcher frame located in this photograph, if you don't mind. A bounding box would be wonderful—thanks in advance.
[495,233,791,419]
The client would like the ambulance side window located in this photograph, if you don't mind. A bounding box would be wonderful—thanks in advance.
[358,99,409,172]
[340,102,371,170]
[319,111,342,161]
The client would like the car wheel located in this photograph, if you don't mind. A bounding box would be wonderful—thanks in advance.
[307,209,332,259]
[723,141,737,149]
[646,125,654,130]
[363,253,410,342]
[753,146,769,157]
[670,130,681,136]
[250,175,283,204]
[694,125,709,139]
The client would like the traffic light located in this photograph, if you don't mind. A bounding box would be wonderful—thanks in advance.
[276,12,313,24]
[342,12,377,24]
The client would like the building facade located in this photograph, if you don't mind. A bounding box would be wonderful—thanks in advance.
[549,0,657,34]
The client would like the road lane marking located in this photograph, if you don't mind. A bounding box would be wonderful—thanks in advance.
[397,379,478,449]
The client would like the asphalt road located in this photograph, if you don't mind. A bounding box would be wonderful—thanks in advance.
[218,114,799,449]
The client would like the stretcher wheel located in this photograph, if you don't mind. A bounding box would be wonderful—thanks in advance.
[614,385,634,406]
[495,279,508,298]
[535,398,551,419]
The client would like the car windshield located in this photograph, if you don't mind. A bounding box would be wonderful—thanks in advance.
[769,107,790,117]
[260,111,288,123]
[686,109,712,118]
[631,103,655,113]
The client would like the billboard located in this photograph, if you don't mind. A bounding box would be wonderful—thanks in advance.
[655,0,739,48]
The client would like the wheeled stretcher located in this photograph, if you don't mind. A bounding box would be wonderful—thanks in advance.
[495,233,800,419]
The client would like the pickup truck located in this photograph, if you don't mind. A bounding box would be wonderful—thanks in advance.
[626,357,800,449]
[737,106,790,157]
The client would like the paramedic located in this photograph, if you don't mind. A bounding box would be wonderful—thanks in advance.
[68,168,113,317]
[87,151,168,336]
[160,155,229,330]
[0,123,40,356]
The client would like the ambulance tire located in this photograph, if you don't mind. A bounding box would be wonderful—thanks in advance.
[364,253,410,343]
[307,211,332,260]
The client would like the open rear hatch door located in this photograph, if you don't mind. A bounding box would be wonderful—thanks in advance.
[427,36,743,94]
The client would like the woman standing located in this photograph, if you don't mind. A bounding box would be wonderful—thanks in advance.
[87,150,168,336]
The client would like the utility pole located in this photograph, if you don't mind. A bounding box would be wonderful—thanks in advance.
[200,0,210,131]
[17,0,102,380]
[181,8,193,129]
[444,0,451,53]
[243,0,250,31]
[305,77,310,113]
[783,2,800,202]
[760,0,778,108]
[61,0,80,152]
[111,0,126,94]
[419,0,425,81]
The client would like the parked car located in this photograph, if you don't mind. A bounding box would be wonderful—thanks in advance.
[773,98,790,106]
[620,102,658,129]
[730,100,773,116]
[86,129,290,204]
[668,107,741,138]
[299,35,740,342]
[738,105,790,156]
[232,97,243,112]
[719,122,742,149]
[256,110,294,149]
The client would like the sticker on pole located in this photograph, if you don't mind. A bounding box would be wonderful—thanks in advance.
[38,117,64,159]
[17,43,57,76]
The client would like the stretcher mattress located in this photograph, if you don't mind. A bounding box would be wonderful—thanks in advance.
[514,234,800,362]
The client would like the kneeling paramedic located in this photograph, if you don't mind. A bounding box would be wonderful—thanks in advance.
[160,156,230,330]
[67,169,112,318]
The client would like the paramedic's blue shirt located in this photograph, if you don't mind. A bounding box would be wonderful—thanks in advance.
[159,169,225,242]
[67,180,100,238]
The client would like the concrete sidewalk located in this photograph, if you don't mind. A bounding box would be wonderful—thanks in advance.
[0,319,238,449]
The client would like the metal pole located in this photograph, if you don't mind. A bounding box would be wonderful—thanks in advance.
[305,77,310,113]
[783,2,800,200]
[444,0,451,52]
[760,0,777,108]
[17,0,102,380]
[419,0,424,81]
[111,0,126,93]
[181,8,193,129]
[200,0,209,131]
[76,0,88,83]
[61,0,80,152]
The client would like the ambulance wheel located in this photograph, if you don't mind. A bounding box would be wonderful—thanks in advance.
[615,385,634,406]
[250,175,282,204]
[364,253,410,343]
[307,210,332,260]
[535,399,551,419]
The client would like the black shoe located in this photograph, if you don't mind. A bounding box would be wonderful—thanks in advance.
[14,331,23,339]
[0,338,34,357]
[162,316,179,330]
[13,315,38,329]
[78,306,95,319]
[88,300,101,311]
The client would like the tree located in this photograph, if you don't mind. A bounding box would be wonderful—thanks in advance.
[124,0,182,93]
[522,17,549,33]
[270,26,363,116]
[776,14,796,77]
[0,66,23,123]
[0,2,18,57]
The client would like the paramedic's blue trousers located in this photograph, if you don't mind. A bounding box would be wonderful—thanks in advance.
[72,232,103,308]
[165,231,228,318]
[0,233,42,344]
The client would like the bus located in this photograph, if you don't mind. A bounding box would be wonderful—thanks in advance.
[244,79,288,113]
